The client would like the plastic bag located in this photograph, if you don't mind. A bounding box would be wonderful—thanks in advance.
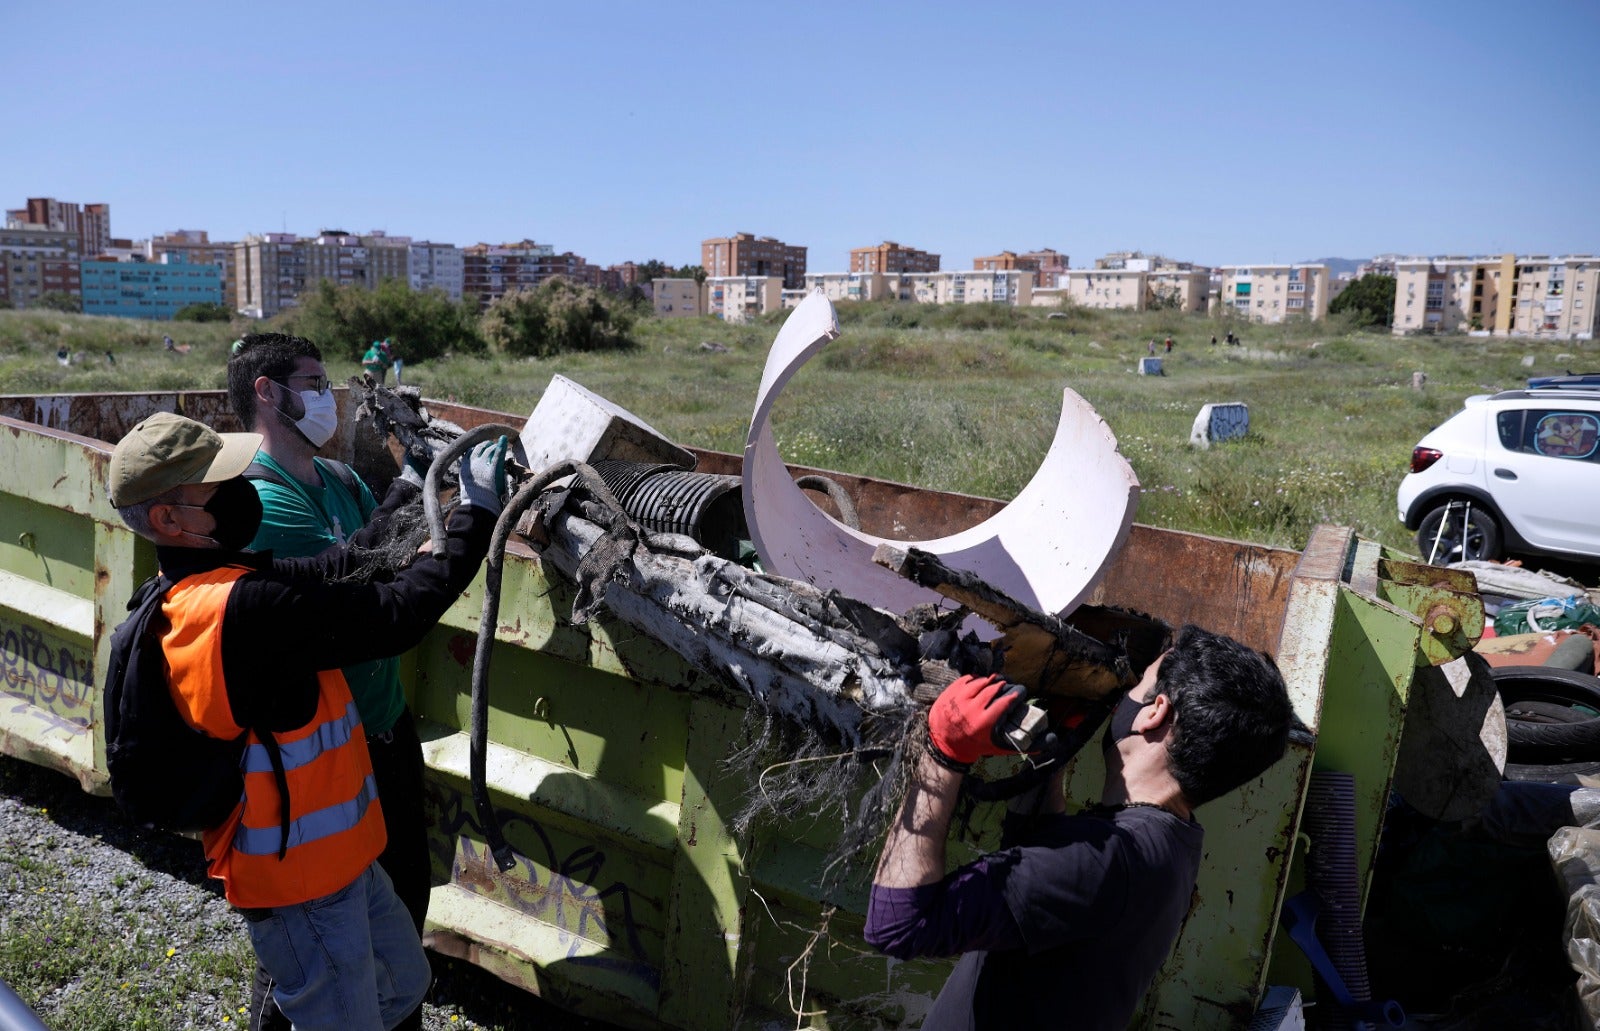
[1493,594,1600,637]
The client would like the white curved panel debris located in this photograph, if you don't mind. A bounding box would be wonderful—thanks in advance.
[742,292,1140,623]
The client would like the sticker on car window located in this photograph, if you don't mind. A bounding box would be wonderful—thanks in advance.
[1534,412,1600,459]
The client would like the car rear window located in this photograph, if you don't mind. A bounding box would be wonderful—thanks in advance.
[1499,409,1600,460]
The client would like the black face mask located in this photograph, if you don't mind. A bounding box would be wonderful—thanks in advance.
[200,477,264,551]
[1101,690,1159,758]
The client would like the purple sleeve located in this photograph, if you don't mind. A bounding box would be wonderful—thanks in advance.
[863,858,1026,960]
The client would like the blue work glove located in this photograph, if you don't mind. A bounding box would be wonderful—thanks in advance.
[458,436,508,515]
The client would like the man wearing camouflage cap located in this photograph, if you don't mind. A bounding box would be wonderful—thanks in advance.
[109,411,509,1031]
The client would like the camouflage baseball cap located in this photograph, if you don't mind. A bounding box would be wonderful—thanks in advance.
[108,412,261,507]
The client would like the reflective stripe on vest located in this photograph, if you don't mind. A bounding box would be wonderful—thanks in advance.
[234,773,380,856]
[240,701,363,776]
[162,565,386,908]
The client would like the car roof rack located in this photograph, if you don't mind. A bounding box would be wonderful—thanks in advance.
[1491,387,1600,402]
[1527,373,1600,389]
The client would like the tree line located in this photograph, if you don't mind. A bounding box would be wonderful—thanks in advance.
[283,276,647,363]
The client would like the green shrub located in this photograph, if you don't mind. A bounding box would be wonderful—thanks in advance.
[171,302,233,323]
[1330,274,1396,328]
[480,278,637,358]
[285,278,482,362]
[34,292,81,313]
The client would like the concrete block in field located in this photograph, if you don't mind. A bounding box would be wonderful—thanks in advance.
[1138,357,1164,376]
[519,374,695,475]
[1189,402,1250,448]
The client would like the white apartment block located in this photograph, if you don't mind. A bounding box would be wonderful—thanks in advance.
[1218,265,1330,322]
[409,241,463,300]
[1393,254,1600,339]
[1044,269,1146,310]
[804,271,894,303]
[705,276,782,323]
[1149,270,1210,312]
[796,270,1035,307]
[652,278,704,318]
[898,270,1033,306]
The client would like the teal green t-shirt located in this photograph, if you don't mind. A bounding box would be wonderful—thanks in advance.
[246,451,406,736]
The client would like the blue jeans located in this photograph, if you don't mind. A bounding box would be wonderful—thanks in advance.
[242,864,429,1031]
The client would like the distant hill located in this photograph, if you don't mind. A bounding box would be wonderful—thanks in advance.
[1301,257,1365,277]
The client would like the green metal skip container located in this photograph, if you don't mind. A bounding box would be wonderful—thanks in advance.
[0,388,1481,1029]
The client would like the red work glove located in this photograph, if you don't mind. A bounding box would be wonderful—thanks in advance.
[926,674,1029,770]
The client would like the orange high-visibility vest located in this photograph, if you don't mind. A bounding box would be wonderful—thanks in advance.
[160,566,386,908]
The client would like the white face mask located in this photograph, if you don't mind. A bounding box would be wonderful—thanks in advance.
[293,389,338,448]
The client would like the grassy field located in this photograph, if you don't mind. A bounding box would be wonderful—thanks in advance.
[1,302,1592,556]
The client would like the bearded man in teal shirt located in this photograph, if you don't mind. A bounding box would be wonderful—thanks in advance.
[228,333,432,1031]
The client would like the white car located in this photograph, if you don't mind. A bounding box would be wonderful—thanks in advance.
[1398,387,1600,564]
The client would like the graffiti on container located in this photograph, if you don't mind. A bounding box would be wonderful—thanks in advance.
[429,784,660,990]
[0,616,93,730]
[33,396,72,431]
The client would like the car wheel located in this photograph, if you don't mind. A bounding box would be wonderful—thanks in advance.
[1415,502,1502,563]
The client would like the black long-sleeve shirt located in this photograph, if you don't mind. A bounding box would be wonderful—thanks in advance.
[155,481,494,734]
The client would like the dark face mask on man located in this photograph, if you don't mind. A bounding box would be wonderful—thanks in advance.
[170,477,263,551]
[1101,689,1160,759]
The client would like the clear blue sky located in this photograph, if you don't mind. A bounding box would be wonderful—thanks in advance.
[3,0,1596,270]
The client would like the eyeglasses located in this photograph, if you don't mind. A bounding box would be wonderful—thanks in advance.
[276,373,330,395]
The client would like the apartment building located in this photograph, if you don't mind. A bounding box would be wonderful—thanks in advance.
[303,230,411,289]
[973,249,1070,288]
[80,254,222,319]
[0,225,81,308]
[1023,249,1069,288]
[701,233,807,289]
[1048,269,1148,310]
[408,241,464,300]
[1358,254,1406,279]
[1218,265,1330,322]
[1392,254,1600,339]
[462,241,600,309]
[652,278,704,318]
[1148,270,1211,312]
[804,271,892,303]
[6,197,111,259]
[102,238,145,262]
[706,276,782,323]
[1094,251,1196,273]
[147,230,237,311]
[851,241,939,274]
[236,233,307,317]
[901,270,1032,306]
[610,262,643,290]
[234,231,412,317]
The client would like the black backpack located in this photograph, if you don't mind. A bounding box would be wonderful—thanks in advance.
[104,573,248,833]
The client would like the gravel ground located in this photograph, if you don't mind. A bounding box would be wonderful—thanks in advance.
[0,755,619,1031]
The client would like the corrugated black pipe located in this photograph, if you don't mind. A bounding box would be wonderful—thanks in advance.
[1302,770,1395,1030]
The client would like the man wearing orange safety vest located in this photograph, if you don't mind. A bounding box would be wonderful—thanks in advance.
[107,412,507,1031]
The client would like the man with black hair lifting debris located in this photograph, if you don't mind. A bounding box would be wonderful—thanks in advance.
[865,625,1294,1030]
[227,332,435,1031]
[107,411,508,1031]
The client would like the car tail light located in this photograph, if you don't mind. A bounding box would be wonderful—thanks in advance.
[1411,446,1444,474]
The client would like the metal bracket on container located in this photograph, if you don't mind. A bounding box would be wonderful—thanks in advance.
[1373,557,1484,667]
